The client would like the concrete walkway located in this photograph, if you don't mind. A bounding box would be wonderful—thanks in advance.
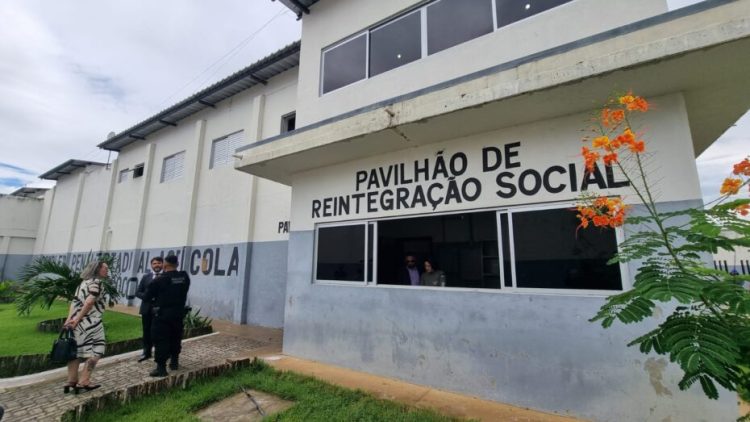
[0,306,583,421]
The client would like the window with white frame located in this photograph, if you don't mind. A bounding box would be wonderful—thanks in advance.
[118,169,129,183]
[320,0,573,94]
[314,203,623,292]
[210,131,244,169]
[160,151,185,183]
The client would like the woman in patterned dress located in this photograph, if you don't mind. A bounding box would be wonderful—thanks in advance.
[63,260,109,393]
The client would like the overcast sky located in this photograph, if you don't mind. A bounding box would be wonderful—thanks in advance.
[0,0,746,204]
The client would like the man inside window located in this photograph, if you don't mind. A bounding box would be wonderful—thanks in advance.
[398,254,421,286]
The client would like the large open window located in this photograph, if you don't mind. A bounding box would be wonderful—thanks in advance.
[314,203,623,293]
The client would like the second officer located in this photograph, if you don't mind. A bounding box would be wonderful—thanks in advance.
[143,254,190,377]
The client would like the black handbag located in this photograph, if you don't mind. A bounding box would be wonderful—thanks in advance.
[50,328,78,363]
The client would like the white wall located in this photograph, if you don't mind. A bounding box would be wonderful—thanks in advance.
[295,0,668,126]
[1,194,44,279]
[71,165,113,252]
[107,68,298,251]
[291,93,699,231]
[36,164,111,255]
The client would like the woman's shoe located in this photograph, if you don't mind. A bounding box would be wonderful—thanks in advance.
[63,382,77,394]
[73,383,101,394]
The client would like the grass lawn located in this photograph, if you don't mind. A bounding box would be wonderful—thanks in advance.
[0,301,142,356]
[75,360,468,422]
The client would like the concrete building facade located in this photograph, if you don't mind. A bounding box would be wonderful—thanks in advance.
[237,0,750,420]
[33,45,300,327]
[0,191,45,280]
[14,0,750,419]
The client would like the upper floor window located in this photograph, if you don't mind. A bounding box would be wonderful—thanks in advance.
[210,131,244,169]
[369,10,422,77]
[118,169,129,183]
[160,151,185,182]
[322,34,367,94]
[427,0,493,55]
[281,112,296,134]
[133,163,144,178]
[320,0,573,94]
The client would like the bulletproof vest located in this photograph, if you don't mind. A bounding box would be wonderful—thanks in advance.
[153,270,190,312]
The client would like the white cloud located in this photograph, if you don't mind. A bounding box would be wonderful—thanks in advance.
[0,0,300,193]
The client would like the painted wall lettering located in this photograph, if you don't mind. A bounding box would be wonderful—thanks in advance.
[311,141,629,218]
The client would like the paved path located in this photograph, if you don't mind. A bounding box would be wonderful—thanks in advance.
[0,333,268,422]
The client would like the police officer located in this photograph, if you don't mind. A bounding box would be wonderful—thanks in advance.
[143,254,190,377]
[134,256,163,362]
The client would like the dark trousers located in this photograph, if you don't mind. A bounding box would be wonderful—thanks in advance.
[141,312,153,357]
[151,316,184,365]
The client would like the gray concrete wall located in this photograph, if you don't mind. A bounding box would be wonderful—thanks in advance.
[244,240,289,328]
[282,200,736,421]
[0,254,33,280]
[36,239,288,327]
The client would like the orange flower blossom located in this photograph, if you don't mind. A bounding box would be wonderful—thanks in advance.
[721,178,742,195]
[733,157,750,176]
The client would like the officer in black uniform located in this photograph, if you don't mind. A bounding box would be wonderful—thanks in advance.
[143,254,190,377]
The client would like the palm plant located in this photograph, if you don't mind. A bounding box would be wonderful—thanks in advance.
[15,255,122,316]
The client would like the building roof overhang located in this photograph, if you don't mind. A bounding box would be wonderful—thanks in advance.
[10,186,49,198]
[39,160,106,181]
[236,0,750,185]
[98,41,300,152]
[276,0,318,19]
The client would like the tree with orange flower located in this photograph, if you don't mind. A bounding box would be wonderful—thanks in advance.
[577,92,750,406]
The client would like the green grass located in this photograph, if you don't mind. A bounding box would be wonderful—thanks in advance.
[75,360,468,422]
[0,302,142,356]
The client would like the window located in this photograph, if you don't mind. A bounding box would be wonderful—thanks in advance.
[160,151,185,183]
[496,0,573,29]
[316,224,367,282]
[118,169,129,183]
[319,0,574,93]
[427,0,494,55]
[133,164,144,178]
[369,10,422,77]
[210,131,244,169]
[508,208,621,290]
[321,34,367,94]
[281,112,296,134]
[314,203,623,292]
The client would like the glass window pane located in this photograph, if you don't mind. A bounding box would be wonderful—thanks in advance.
[512,208,622,290]
[316,225,366,281]
[495,0,572,29]
[427,0,493,55]
[376,211,498,288]
[369,11,422,77]
[322,34,367,94]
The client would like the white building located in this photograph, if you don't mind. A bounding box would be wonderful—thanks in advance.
[0,188,46,280]
[235,0,750,420]
[35,44,299,327]
[22,0,750,419]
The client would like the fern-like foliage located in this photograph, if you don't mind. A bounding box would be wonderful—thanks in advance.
[15,255,122,315]
[591,204,750,400]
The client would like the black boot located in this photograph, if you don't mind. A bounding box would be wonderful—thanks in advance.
[169,357,179,371]
[149,364,168,377]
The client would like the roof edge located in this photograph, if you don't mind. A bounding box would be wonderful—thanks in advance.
[98,41,301,152]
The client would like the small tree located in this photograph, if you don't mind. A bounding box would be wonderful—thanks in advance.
[16,255,122,316]
[576,92,750,403]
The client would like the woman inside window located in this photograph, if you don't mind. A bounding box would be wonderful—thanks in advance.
[420,258,446,287]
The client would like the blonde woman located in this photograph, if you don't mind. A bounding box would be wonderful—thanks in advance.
[63,260,109,393]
